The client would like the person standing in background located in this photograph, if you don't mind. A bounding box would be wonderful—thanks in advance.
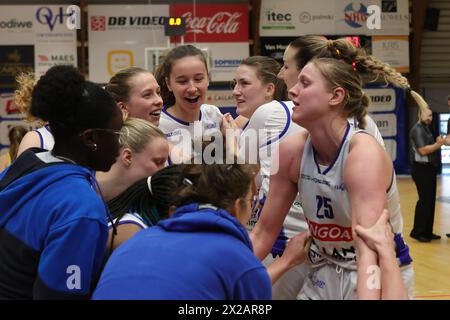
[409,107,444,242]
[0,126,28,173]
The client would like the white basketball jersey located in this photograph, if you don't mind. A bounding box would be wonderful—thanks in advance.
[35,125,55,151]
[108,213,148,230]
[348,114,384,148]
[240,100,307,256]
[159,104,223,159]
[298,123,403,269]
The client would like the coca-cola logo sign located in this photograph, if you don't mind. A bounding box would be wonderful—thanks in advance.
[170,4,248,42]
[183,11,241,34]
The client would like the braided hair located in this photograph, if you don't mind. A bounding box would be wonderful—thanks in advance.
[289,36,430,116]
[107,164,185,226]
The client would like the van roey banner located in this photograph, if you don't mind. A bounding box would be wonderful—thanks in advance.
[169,4,248,43]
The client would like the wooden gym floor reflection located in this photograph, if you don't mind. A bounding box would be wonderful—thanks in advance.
[398,175,450,300]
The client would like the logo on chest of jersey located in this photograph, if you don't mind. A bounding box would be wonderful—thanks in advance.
[204,122,218,129]
[166,130,182,138]
[300,174,346,191]
[307,219,353,242]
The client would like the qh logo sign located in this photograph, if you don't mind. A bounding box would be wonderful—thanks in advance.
[36,6,80,31]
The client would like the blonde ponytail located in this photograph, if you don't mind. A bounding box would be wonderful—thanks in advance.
[14,72,37,122]
[409,90,429,112]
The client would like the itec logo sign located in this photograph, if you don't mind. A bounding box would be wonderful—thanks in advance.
[344,3,381,30]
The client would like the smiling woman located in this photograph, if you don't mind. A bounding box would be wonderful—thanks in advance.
[105,67,163,125]
[155,45,224,162]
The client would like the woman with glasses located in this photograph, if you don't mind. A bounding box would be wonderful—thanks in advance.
[0,65,123,299]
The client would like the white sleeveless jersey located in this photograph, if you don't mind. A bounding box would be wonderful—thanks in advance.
[348,114,384,148]
[159,104,223,159]
[108,212,148,230]
[298,123,403,270]
[35,125,55,151]
[239,100,308,256]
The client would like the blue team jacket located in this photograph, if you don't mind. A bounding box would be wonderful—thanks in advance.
[0,149,108,299]
[93,202,272,300]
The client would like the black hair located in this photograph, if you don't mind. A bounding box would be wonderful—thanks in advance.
[107,164,186,226]
[31,65,118,140]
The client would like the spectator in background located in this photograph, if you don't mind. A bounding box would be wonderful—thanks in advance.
[409,107,444,242]
[0,126,28,173]
[15,73,55,156]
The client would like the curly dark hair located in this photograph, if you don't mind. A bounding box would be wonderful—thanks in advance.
[31,65,118,139]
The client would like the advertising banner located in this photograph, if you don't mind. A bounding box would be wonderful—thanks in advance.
[365,85,408,174]
[33,5,78,77]
[88,5,169,83]
[0,45,34,90]
[372,35,409,73]
[169,4,248,43]
[0,5,77,80]
[169,4,249,82]
[260,0,409,36]
[0,5,77,152]
[0,6,34,45]
[0,92,37,152]
[260,37,297,63]
[0,92,21,119]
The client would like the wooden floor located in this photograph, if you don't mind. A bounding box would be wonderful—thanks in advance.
[398,175,450,300]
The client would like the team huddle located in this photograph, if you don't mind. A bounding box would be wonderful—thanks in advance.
[1,35,429,300]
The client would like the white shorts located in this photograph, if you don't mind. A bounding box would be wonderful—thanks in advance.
[298,263,414,300]
[262,254,311,300]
